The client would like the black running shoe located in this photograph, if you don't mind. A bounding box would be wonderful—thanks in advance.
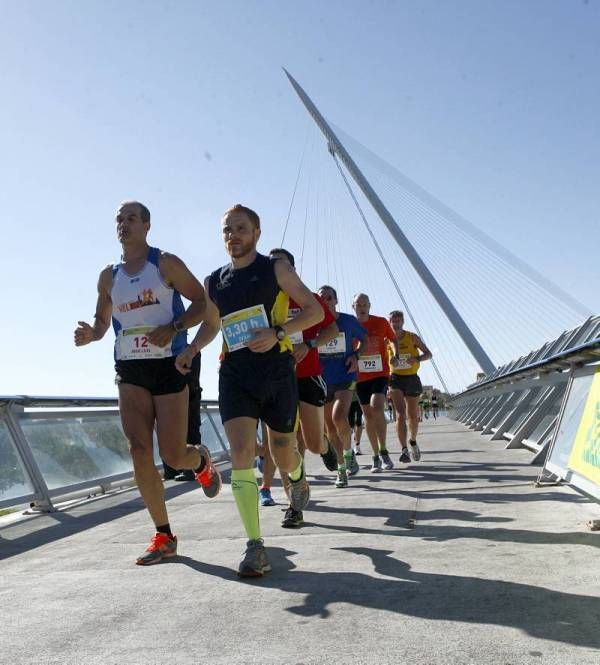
[281,507,304,529]
[320,437,338,472]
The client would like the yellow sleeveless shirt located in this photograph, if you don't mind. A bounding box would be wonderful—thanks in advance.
[389,331,419,376]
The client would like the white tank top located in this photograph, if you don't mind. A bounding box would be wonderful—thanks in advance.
[111,247,186,361]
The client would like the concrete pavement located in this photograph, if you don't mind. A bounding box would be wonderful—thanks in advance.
[1,417,599,665]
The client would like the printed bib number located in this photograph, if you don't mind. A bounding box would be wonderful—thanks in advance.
[396,353,412,369]
[221,304,269,352]
[358,354,383,373]
[119,326,171,360]
[318,332,346,356]
[286,307,303,345]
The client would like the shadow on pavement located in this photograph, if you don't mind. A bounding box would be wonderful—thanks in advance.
[182,545,600,650]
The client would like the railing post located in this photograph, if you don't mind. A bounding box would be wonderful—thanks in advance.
[4,404,55,512]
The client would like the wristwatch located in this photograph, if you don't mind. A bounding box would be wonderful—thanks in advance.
[172,319,185,333]
[306,338,316,349]
[273,325,286,341]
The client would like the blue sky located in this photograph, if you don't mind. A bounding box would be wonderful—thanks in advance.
[1,0,598,397]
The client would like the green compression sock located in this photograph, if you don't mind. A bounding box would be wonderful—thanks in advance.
[288,456,303,482]
[231,469,260,541]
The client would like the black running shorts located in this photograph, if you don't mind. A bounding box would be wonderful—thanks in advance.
[298,375,327,407]
[356,376,389,405]
[115,357,188,396]
[389,373,423,398]
[325,380,355,404]
[218,353,299,434]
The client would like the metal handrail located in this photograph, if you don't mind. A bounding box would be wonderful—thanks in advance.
[459,338,600,396]
[0,398,228,513]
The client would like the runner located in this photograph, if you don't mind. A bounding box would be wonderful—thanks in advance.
[176,204,323,577]
[388,310,433,463]
[431,390,440,419]
[348,390,364,455]
[265,249,339,528]
[318,285,367,488]
[74,200,221,566]
[352,293,397,473]
[163,352,202,481]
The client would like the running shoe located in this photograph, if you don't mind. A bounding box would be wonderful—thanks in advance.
[370,456,382,473]
[135,532,177,566]
[174,470,196,481]
[288,462,310,511]
[259,487,276,506]
[238,538,271,577]
[381,452,394,470]
[347,451,360,476]
[195,445,222,498]
[320,437,338,472]
[399,448,411,464]
[354,445,363,456]
[256,456,264,474]
[410,441,421,461]
[335,468,348,488]
[281,507,304,528]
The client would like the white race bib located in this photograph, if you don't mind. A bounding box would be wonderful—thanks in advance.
[396,353,411,369]
[358,354,383,373]
[221,304,269,352]
[286,307,304,345]
[119,326,171,360]
[318,332,346,356]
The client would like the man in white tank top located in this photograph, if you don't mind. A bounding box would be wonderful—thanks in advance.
[74,200,219,566]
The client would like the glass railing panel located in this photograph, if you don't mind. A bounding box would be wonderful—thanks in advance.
[200,412,228,454]
[0,420,34,502]
[526,413,558,445]
[19,413,135,490]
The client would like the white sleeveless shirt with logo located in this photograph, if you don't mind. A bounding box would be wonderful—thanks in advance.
[111,247,186,361]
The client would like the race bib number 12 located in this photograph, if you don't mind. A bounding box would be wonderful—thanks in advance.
[222,304,269,352]
[119,326,171,360]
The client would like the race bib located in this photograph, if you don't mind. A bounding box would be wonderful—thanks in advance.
[396,353,412,369]
[118,326,171,360]
[221,304,269,352]
[318,332,346,356]
[286,307,304,345]
[358,354,383,373]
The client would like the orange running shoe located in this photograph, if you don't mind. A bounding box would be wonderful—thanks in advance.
[195,445,222,499]
[135,532,178,566]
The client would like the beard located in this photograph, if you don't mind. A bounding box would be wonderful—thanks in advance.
[227,238,255,259]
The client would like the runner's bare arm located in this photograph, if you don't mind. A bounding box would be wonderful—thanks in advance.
[175,278,221,374]
[293,321,339,364]
[314,321,339,347]
[414,334,433,362]
[74,266,113,346]
[148,253,207,347]
[247,259,324,353]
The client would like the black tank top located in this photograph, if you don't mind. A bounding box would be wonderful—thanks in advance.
[208,253,292,360]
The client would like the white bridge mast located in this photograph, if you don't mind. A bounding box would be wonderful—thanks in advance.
[284,68,496,376]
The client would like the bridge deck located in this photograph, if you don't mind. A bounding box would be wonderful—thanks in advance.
[2,417,599,665]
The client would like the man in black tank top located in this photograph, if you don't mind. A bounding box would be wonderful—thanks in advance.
[176,204,324,577]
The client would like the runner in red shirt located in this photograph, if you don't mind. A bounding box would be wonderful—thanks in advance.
[352,293,397,473]
[260,249,338,528]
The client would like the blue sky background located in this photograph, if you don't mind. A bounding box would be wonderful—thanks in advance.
[1,0,598,397]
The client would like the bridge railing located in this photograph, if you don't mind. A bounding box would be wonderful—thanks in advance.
[450,316,600,467]
[0,396,230,513]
